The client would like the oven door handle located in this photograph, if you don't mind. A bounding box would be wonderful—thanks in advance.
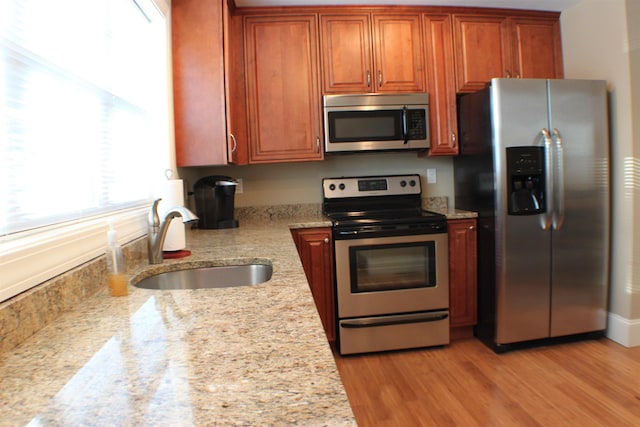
[341,312,448,329]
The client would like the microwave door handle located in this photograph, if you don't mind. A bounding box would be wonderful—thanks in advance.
[402,106,409,144]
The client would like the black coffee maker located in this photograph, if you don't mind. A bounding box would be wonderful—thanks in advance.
[193,176,239,229]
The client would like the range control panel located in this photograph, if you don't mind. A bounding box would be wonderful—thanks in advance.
[323,174,421,199]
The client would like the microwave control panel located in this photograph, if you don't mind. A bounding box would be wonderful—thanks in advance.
[406,110,427,140]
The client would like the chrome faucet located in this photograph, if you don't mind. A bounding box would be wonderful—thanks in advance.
[147,198,199,264]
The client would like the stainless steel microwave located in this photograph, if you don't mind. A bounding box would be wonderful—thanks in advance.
[323,93,430,153]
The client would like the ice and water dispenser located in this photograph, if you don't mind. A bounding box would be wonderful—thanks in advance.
[506,147,545,215]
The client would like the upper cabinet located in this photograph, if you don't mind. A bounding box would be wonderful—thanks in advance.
[244,15,323,163]
[423,13,458,156]
[453,14,510,93]
[171,6,563,165]
[320,13,425,93]
[453,13,563,93]
[172,0,246,166]
[223,1,249,165]
[510,17,564,81]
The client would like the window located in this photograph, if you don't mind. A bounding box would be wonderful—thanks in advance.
[0,0,172,301]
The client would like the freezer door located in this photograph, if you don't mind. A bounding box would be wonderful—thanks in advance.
[547,79,609,337]
[491,79,552,344]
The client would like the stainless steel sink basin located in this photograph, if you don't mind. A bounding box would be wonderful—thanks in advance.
[134,264,273,290]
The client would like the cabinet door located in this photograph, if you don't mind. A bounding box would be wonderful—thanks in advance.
[511,17,563,79]
[320,14,373,93]
[223,0,248,165]
[372,14,426,92]
[453,15,511,93]
[423,14,458,155]
[244,15,323,163]
[172,0,228,166]
[448,219,478,328]
[291,228,336,344]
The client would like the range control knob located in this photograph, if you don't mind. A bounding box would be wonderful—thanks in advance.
[400,180,407,187]
[329,183,336,191]
[339,183,346,190]
[409,179,417,187]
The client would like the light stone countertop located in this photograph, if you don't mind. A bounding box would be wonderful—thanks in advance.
[0,215,356,426]
[432,208,478,220]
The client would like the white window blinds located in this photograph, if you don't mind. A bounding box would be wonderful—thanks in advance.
[0,0,169,237]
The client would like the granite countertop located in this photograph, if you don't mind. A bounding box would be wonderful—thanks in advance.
[0,215,356,426]
[434,208,478,220]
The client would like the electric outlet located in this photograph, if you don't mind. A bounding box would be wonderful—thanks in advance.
[426,168,437,184]
[236,178,243,194]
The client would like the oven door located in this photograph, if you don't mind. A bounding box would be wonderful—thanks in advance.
[334,232,449,318]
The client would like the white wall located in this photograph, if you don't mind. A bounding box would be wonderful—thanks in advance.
[561,0,640,346]
[179,152,454,208]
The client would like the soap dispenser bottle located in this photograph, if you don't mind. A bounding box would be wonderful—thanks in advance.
[106,223,128,296]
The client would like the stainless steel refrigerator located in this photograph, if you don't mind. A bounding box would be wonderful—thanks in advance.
[454,78,610,352]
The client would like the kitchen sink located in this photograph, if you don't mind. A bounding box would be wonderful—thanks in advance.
[133,263,273,290]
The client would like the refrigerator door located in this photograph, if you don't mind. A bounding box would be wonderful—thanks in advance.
[491,79,552,344]
[547,79,609,337]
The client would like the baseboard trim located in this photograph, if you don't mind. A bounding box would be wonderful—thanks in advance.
[606,312,640,347]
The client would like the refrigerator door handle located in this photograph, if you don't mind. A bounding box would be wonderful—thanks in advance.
[552,128,565,230]
[540,128,554,231]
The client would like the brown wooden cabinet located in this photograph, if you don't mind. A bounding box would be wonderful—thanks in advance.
[448,218,478,338]
[320,13,425,93]
[223,0,248,165]
[453,14,511,93]
[291,227,336,344]
[510,17,564,81]
[244,15,323,163]
[423,14,458,156]
[453,13,563,93]
[172,0,246,166]
[174,6,563,163]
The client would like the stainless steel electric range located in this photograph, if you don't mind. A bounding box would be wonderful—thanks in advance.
[322,174,450,355]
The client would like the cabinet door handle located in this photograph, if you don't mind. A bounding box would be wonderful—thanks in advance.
[505,70,512,78]
[323,237,329,244]
[229,133,237,153]
[378,70,383,87]
[366,71,371,87]
[469,225,475,230]
[316,137,320,153]
[451,131,457,147]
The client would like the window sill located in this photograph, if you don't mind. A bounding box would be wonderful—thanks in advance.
[0,207,149,303]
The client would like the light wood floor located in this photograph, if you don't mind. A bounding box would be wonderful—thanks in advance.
[333,337,640,427]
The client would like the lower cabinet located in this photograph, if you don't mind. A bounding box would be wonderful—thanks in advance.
[447,218,478,339]
[291,227,336,345]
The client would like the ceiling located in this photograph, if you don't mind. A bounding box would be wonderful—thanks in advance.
[233,0,581,12]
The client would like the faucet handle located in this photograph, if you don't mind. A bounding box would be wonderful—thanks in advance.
[149,198,162,228]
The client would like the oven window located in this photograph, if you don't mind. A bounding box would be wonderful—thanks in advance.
[349,242,436,293]
[328,110,403,142]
